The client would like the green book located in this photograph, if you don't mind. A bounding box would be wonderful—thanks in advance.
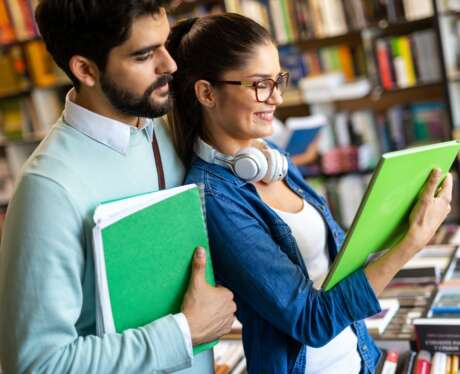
[322,140,460,291]
[92,184,217,355]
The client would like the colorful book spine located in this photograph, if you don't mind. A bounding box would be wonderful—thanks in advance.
[0,0,15,44]
[376,39,395,90]
[398,36,417,87]
[24,40,58,87]
[338,45,356,81]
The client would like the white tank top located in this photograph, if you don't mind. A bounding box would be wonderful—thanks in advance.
[272,200,362,374]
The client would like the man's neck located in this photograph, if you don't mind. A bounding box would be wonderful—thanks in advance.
[73,88,138,127]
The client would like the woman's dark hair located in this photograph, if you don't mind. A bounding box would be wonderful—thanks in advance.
[35,0,168,88]
[166,13,274,169]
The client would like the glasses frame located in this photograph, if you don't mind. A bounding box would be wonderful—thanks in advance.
[210,72,290,103]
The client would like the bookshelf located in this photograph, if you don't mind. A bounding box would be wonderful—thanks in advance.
[0,0,71,226]
[0,0,456,227]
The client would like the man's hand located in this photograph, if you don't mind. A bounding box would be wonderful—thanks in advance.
[181,247,236,346]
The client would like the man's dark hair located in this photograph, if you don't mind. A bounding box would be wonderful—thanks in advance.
[35,0,169,87]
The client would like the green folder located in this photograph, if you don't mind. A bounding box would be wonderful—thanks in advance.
[92,184,217,355]
[322,140,460,291]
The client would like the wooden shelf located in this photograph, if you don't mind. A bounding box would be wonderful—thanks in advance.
[0,87,32,100]
[279,17,434,51]
[276,83,444,114]
[335,82,444,111]
[287,30,363,50]
[375,16,434,37]
[0,78,71,101]
[0,36,42,49]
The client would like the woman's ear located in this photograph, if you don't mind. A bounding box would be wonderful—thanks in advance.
[69,55,99,87]
[195,80,215,108]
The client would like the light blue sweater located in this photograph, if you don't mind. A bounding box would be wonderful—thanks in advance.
[0,92,213,373]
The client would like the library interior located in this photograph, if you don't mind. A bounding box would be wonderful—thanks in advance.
[3,0,460,373]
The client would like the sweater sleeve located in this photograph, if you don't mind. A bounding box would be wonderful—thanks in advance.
[0,173,192,374]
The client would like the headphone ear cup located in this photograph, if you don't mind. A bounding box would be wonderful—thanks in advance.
[262,148,278,184]
[233,147,268,182]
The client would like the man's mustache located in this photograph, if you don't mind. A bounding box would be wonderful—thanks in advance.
[145,75,174,96]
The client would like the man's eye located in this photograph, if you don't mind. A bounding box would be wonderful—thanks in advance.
[135,53,153,61]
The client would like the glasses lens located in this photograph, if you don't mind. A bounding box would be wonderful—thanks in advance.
[256,79,274,102]
[277,73,289,94]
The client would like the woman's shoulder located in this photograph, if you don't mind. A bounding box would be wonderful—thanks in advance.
[185,158,243,198]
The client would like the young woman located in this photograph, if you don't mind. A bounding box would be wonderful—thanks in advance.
[167,14,452,374]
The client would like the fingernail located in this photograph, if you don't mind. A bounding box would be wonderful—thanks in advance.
[196,247,205,257]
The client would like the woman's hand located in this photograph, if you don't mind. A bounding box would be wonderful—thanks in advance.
[402,169,453,254]
[365,168,453,295]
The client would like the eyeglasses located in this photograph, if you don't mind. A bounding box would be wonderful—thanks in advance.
[211,72,290,103]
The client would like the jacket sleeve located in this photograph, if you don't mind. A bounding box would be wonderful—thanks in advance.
[0,173,192,374]
[205,190,380,348]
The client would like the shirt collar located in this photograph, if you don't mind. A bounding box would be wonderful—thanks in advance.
[62,88,154,155]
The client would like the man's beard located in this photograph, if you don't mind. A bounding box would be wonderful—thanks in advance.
[100,73,173,119]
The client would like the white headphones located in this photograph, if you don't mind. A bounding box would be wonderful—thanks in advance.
[194,137,288,184]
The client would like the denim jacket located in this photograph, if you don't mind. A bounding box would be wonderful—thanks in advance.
[186,153,382,374]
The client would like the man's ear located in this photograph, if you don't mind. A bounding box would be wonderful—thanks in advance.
[195,80,216,108]
[69,55,99,87]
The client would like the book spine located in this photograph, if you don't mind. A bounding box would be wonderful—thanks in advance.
[414,350,431,374]
[398,36,417,86]
[0,0,15,44]
[338,45,356,81]
[381,351,399,374]
[376,39,396,90]
[17,0,37,37]
[278,0,293,43]
[268,0,287,44]
[5,0,28,40]
[24,40,58,87]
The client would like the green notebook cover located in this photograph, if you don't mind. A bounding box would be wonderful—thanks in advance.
[93,185,217,355]
[322,140,460,291]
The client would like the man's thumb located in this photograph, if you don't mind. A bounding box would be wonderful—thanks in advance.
[190,247,206,288]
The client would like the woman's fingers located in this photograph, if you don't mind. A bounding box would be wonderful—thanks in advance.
[437,173,453,204]
[420,168,442,200]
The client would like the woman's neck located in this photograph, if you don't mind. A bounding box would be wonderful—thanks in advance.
[202,119,253,156]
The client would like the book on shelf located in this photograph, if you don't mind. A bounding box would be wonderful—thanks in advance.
[92,184,217,355]
[414,318,460,353]
[402,0,433,21]
[0,45,30,95]
[439,15,460,78]
[391,267,441,286]
[0,90,62,142]
[3,0,38,42]
[380,351,399,374]
[365,298,400,335]
[24,40,63,87]
[375,30,442,90]
[0,97,34,139]
[267,114,327,156]
[299,73,371,104]
[0,0,16,44]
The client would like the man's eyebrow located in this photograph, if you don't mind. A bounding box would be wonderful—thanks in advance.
[129,44,161,57]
